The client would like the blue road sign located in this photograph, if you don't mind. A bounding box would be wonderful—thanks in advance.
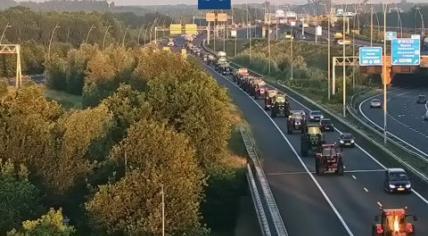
[198,0,231,10]
[359,47,383,66]
[391,38,421,66]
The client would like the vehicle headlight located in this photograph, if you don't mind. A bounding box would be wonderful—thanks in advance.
[310,115,314,119]
[320,115,324,119]
[405,184,411,188]
[351,140,354,143]
[340,140,344,144]
[389,184,396,189]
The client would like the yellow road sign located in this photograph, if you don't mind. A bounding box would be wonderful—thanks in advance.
[217,13,228,22]
[169,24,182,35]
[206,13,216,22]
[184,24,197,36]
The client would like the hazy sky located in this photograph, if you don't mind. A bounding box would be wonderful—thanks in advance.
[15,0,423,6]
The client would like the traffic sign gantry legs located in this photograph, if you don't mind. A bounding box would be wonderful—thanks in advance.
[0,44,22,89]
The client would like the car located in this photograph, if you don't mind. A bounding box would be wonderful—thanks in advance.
[416,94,426,104]
[370,98,382,108]
[309,110,323,122]
[338,133,355,147]
[384,168,412,193]
[320,118,334,132]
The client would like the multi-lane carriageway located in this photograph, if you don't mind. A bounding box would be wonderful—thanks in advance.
[181,41,428,235]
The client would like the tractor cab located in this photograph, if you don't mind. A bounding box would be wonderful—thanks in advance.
[264,89,278,110]
[270,94,290,118]
[287,111,306,134]
[315,144,344,175]
[300,124,324,156]
[373,208,417,236]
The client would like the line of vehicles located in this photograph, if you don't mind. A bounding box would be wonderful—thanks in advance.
[187,41,418,235]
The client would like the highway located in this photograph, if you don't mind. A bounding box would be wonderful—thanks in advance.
[180,36,428,235]
[359,76,428,157]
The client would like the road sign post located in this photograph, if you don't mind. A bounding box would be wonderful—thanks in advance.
[359,47,383,66]
[391,38,421,66]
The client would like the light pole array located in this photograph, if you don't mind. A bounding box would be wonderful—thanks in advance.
[416,7,425,36]
[102,25,111,49]
[48,24,60,61]
[85,25,96,44]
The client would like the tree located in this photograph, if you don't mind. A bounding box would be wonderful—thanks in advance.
[86,118,204,235]
[7,208,75,236]
[65,44,98,95]
[0,159,43,233]
[146,71,233,171]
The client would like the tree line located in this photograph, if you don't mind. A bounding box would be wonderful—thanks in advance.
[0,7,171,77]
[0,47,245,235]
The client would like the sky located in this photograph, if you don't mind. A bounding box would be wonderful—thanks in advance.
[14,0,425,6]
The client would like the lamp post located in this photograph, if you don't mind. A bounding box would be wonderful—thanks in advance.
[137,26,143,45]
[48,24,60,61]
[0,23,12,44]
[394,7,403,38]
[383,3,388,144]
[102,25,111,49]
[416,7,425,36]
[122,26,129,47]
[327,0,331,100]
[342,3,347,117]
[85,25,96,44]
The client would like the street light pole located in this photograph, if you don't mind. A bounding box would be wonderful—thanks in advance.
[122,26,129,47]
[370,1,373,46]
[102,25,112,49]
[161,184,165,236]
[290,32,294,80]
[416,7,425,36]
[383,3,388,144]
[342,6,346,117]
[48,24,60,61]
[328,0,331,100]
[0,23,12,44]
[85,25,96,44]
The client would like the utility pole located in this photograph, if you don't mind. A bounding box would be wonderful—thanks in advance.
[370,1,373,46]
[48,24,60,61]
[290,28,294,80]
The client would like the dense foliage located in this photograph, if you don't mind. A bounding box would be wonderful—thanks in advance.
[0,47,243,234]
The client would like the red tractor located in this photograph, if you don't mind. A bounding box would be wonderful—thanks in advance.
[234,68,249,83]
[315,144,344,175]
[372,208,417,236]
[250,78,267,99]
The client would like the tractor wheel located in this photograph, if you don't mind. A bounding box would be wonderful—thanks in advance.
[271,109,277,118]
[287,124,292,134]
[301,139,309,157]
[315,158,320,175]
[337,159,344,176]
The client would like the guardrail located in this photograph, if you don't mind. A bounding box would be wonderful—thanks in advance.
[240,128,288,236]
[201,40,428,183]
[351,92,428,162]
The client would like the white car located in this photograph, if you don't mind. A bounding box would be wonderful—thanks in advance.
[167,41,174,47]
[370,99,382,108]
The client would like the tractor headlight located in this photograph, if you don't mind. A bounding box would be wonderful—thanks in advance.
[389,184,396,189]
[310,115,314,119]
[320,115,324,119]
[351,140,354,143]
[405,184,411,188]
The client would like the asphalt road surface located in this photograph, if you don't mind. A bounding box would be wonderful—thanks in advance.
[183,38,428,235]
[360,78,428,157]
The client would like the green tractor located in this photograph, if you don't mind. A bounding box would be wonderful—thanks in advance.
[270,94,290,118]
[300,123,325,157]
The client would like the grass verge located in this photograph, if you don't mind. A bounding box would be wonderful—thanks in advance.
[44,88,82,109]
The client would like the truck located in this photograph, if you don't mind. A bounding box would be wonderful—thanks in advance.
[300,123,324,157]
[315,144,344,175]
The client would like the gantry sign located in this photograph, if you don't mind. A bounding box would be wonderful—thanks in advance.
[0,44,22,88]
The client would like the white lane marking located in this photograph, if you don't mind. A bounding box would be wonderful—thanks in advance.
[363,187,369,193]
[205,66,355,236]
[360,94,428,158]
[267,169,385,176]
[276,83,428,205]
[352,175,357,180]
[377,201,383,208]
[344,169,385,173]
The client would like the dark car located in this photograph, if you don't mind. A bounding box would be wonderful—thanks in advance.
[338,133,355,147]
[320,118,334,132]
[384,168,412,193]
[309,110,323,122]
[416,95,427,104]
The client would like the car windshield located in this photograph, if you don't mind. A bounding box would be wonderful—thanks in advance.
[311,111,321,116]
[389,172,409,181]
[372,99,380,103]
[341,133,353,139]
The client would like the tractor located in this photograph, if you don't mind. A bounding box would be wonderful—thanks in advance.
[300,123,324,157]
[264,89,278,110]
[270,94,290,118]
[287,110,306,134]
[372,208,417,236]
[249,78,267,99]
[234,68,249,83]
[315,144,344,175]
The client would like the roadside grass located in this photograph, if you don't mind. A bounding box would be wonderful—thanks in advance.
[44,88,82,109]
